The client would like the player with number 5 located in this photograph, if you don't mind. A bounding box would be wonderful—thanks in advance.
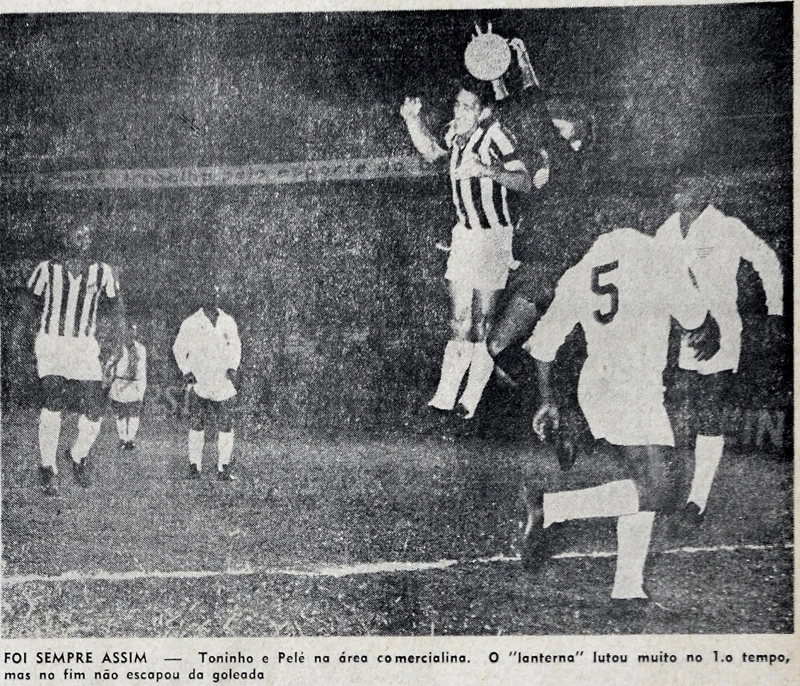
[517,210,719,611]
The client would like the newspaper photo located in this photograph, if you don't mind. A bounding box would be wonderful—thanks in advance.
[0,1,794,684]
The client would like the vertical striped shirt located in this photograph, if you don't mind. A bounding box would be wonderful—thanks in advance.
[27,260,118,338]
[446,119,526,230]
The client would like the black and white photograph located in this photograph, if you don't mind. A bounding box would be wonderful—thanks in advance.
[0,0,793,646]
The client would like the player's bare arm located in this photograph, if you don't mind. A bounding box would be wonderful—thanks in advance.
[453,150,533,193]
[509,37,540,91]
[9,289,39,392]
[97,284,127,367]
[11,288,38,352]
[400,96,447,164]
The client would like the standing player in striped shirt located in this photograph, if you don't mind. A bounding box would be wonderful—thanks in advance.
[401,76,532,419]
[12,218,125,494]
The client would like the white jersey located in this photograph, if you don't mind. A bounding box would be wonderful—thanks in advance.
[173,308,241,401]
[656,205,783,374]
[109,341,147,403]
[525,228,707,446]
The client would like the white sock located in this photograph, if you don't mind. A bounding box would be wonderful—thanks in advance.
[428,340,473,411]
[38,409,61,473]
[116,417,127,441]
[128,416,140,442]
[544,479,639,528]
[611,511,655,599]
[71,415,102,461]
[189,430,205,469]
[217,431,234,470]
[457,342,495,418]
[688,434,724,512]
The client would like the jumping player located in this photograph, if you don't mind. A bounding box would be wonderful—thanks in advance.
[462,32,592,417]
[657,173,784,523]
[400,75,532,419]
[109,322,147,450]
[173,280,242,481]
[520,222,717,606]
[12,217,125,494]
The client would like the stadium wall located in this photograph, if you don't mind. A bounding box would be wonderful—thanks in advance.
[0,6,792,449]
[1,171,791,452]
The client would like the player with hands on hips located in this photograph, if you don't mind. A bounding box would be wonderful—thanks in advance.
[173,279,242,481]
[401,75,531,421]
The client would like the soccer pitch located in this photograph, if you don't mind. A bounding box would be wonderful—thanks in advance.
[1,410,792,637]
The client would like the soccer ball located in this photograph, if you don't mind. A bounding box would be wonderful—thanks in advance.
[464,30,511,82]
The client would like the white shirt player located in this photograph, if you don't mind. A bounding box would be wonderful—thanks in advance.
[524,228,707,447]
[109,341,147,404]
[173,308,241,402]
[656,205,783,375]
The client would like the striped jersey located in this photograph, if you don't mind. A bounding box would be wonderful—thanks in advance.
[446,119,526,230]
[27,260,118,338]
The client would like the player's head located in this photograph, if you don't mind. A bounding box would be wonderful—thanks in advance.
[64,217,94,257]
[593,197,642,235]
[672,170,714,217]
[199,280,220,314]
[126,322,139,344]
[452,75,495,136]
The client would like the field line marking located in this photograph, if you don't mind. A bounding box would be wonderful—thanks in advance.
[2,542,791,586]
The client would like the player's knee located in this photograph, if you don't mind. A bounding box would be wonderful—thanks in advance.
[472,314,491,342]
[217,409,234,433]
[697,411,723,435]
[41,379,67,412]
[43,394,66,412]
[486,336,505,359]
[634,479,674,514]
[83,384,107,421]
[450,314,471,340]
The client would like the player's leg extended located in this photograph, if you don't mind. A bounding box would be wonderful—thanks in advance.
[611,444,676,600]
[428,281,474,411]
[216,398,236,480]
[487,294,541,386]
[542,478,640,527]
[519,467,641,573]
[686,371,731,519]
[457,288,504,418]
[187,390,205,476]
[38,376,67,493]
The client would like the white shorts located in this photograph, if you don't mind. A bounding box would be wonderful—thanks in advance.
[109,379,146,404]
[35,333,103,381]
[444,223,514,291]
[578,373,675,447]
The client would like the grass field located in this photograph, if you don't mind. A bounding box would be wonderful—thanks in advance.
[1,408,793,637]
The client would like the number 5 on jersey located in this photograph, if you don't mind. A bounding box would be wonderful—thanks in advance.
[591,260,619,324]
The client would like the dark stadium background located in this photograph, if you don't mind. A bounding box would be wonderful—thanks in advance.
[0,5,792,443]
